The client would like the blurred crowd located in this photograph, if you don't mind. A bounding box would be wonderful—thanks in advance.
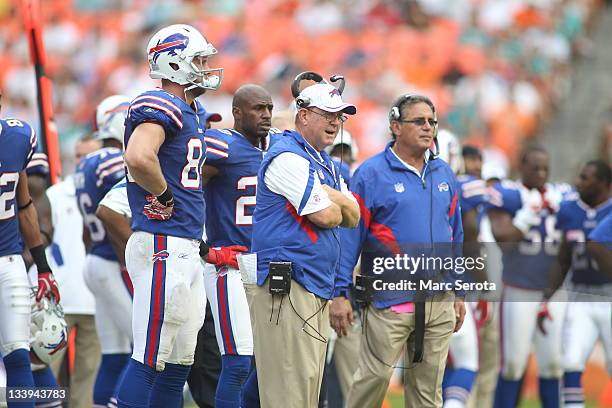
[0,0,605,173]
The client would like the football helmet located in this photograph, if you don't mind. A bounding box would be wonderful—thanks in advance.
[30,296,68,366]
[326,129,359,162]
[147,24,223,91]
[436,129,463,174]
[94,95,130,144]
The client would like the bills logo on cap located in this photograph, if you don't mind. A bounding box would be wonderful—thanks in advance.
[394,182,405,193]
[438,182,449,192]
[329,88,341,97]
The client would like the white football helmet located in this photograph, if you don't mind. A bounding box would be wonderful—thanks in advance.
[147,24,223,91]
[95,95,130,144]
[30,296,68,366]
[326,129,359,162]
[436,129,463,174]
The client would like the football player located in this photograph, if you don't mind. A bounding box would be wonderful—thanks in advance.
[488,146,570,408]
[199,84,276,408]
[436,130,484,408]
[544,160,611,408]
[325,128,357,184]
[0,98,60,404]
[202,84,280,408]
[116,24,240,408]
[587,213,612,274]
[74,94,131,407]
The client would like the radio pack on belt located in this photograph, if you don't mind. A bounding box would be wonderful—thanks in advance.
[353,274,374,303]
[268,262,292,295]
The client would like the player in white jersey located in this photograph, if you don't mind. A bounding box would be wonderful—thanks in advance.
[488,146,570,408]
[543,160,611,408]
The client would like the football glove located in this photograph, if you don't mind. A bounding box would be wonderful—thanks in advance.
[474,300,490,328]
[205,245,248,269]
[536,301,552,335]
[512,206,541,235]
[143,193,174,221]
[36,272,60,303]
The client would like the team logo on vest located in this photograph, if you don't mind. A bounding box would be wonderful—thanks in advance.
[317,169,325,180]
[438,181,449,192]
[394,182,405,193]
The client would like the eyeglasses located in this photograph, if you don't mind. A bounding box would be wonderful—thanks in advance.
[308,109,347,124]
[397,118,438,127]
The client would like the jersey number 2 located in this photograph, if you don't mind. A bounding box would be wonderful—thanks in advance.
[236,176,257,225]
[0,173,20,220]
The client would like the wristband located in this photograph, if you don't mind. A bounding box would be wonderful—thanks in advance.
[157,188,174,207]
[199,241,210,258]
[18,198,33,210]
[30,245,51,273]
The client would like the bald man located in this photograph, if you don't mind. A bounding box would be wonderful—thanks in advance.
[200,84,278,408]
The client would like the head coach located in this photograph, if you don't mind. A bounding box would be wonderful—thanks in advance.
[337,94,467,408]
[249,72,360,407]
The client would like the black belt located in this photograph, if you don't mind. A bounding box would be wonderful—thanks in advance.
[412,296,426,363]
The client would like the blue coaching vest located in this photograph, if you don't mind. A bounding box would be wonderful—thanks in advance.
[252,130,342,300]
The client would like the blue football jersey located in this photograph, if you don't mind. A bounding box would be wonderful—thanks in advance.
[487,180,568,289]
[125,90,207,240]
[556,196,612,285]
[0,118,37,256]
[457,175,487,214]
[588,213,611,249]
[74,147,125,261]
[203,129,281,248]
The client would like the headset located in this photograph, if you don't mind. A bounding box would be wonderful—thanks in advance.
[291,71,346,108]
[389,93,440,154]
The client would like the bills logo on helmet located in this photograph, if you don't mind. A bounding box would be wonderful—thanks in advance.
[149,33,189,63]
[44,332,68,355]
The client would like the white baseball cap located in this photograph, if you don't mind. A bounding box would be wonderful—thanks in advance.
[298,83,357,115]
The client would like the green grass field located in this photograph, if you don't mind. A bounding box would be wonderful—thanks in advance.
[385,390,598,408]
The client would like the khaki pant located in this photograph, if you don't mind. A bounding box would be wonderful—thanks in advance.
[346,294,456,408]
[251,279,330,408]
[51,314,100,408]
[331,319,361,397]
[467,302,499,408]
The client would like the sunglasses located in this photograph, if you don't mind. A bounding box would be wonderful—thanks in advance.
[397,117,438,127]
[308,109,348,124]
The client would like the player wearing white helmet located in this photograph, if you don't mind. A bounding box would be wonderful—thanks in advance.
[436,129,463,175]
[74,95,132,407]
[94,95,131,145]
[326,128,358,183]
[116,24,238,408]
